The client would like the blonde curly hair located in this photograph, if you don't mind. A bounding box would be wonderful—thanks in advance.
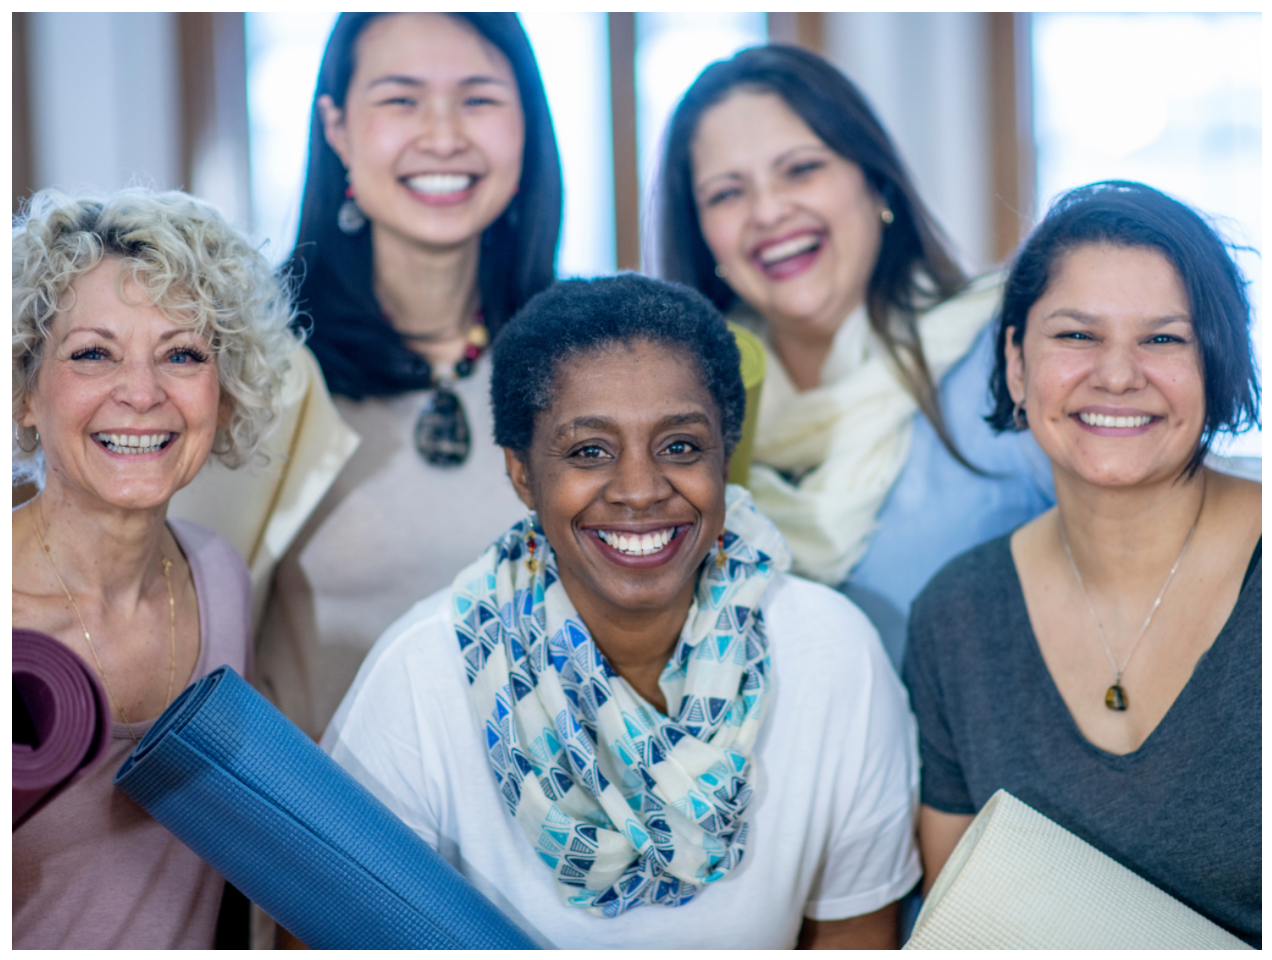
[13,187,303,485]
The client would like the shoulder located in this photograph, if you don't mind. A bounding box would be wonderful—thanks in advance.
[168,518,249,590]
[909,534,1016,645]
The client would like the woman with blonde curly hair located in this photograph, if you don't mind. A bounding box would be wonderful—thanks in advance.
[12,187,301,949]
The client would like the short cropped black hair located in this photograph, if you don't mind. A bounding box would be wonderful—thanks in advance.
[988,181,1261,477]
[491,274,745,459]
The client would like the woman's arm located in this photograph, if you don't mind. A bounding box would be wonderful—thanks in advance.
[797,902,899,949]
[918,804,973,894]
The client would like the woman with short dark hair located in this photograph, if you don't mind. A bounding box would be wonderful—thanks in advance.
[656,44,1056,664]
[324,275,921,948]
[258,12,564,739]
[904,181,1261,946]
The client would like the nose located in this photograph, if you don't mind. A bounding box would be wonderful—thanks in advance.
[414,100,468,158]
[750,180,794,230]
[605,447,673,512]
[1089,338,1148,395]
[112,356,167,413]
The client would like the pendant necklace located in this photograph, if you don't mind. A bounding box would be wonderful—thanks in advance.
[1058,482,1204,712]
[404,311,488,467]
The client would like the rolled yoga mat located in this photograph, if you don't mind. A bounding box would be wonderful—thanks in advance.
[114,666,538,950]
[13,628,112,829]
[905,789,1251,950]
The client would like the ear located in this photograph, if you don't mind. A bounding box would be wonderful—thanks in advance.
[503,447,536,511]
[318,94,352,168]
[17,393,37,430]
[1004,325,1026,406]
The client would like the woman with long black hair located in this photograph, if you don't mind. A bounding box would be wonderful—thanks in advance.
[257,12,563,739]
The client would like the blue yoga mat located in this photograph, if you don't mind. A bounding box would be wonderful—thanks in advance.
[114,666,538,950]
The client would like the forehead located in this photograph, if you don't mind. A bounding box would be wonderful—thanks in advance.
[352,13,516,87]
[540,340,719,434]
[692,89,823,174]
[1035,243,1189,319]
[53,258,200,340]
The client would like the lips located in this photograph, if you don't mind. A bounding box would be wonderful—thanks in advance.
[751,231,824,279]
[1078,412,1154,428]
[92,432,175,455]
[403,172,478,199]
[586,523,693,568]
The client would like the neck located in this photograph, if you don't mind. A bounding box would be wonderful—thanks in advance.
[1052,467,1208,591]
[371,224,481,347]
[21,485,172,605]
[563,578,699,716]
[765,299,864,393]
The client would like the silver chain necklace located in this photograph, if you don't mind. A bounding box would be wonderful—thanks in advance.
[1058,486,1203,712]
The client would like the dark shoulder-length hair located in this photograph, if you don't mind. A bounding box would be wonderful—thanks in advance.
[290,12,563,399]
[988,180,1261,477]
[656,43,973,467]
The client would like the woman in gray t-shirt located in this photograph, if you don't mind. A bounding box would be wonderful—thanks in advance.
[904,181,1261,946]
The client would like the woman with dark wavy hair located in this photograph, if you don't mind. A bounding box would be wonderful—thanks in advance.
[258,13,564,740]
[656,45,1054,664]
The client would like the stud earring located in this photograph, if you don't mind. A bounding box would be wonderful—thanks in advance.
[716,531,728,569]
[337,175,366,235]
[714,263,728,279]
[1012,401,1028,430]
[880,207,894,225]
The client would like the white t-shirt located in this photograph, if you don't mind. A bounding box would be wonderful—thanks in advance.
[323,572,921,949]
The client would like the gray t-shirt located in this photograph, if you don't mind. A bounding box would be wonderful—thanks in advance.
[902,534,1261,947]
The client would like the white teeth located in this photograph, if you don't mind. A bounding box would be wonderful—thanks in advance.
[758,234,820,265]
[598,528,675,557]
[406,173,474,195]
[94,432,173,454]
[1079,413,1152,429]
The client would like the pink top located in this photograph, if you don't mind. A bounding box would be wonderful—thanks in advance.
[13,519,252,950]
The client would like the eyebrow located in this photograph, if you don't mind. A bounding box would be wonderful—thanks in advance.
[63,326,196,343]
[367,74,511,90]
[1041,309,1191,326]
[552,411,713,440]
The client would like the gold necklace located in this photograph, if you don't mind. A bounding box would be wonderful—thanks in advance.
[1058,482,1204,713]
[30,503,176,742]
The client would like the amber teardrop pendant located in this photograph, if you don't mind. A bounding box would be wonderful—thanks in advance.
[1105,684,1128,711]
[415,384,471,467]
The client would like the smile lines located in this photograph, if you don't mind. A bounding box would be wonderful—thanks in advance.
[1078,412,1153,428]
[93,432,173,454]
[596,527,677,557]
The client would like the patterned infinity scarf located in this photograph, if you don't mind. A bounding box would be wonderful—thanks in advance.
[452,485,791,917]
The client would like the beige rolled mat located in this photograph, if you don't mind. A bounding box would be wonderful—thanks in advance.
[905,790,1250,950]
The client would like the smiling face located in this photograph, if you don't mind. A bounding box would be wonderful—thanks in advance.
[20,258,225,512]
[505,340,728,626]
[319,13,525,254]
[1006,243,1205,489]
[691,89,885,340]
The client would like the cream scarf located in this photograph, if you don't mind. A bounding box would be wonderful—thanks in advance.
[743,274,1002,585]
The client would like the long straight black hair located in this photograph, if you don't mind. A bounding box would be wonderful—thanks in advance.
[290,13,563,399]
[657,44,975,469]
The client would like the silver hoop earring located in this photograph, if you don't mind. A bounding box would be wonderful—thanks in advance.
[337,171,366,235]
[1012,401,1028,430]
[14,422,39,453]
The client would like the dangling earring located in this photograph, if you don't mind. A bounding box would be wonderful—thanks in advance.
[14,422,39,453]
[1012,400,1028,430]
[525,526,539,575]
[880,207,895,225]
[716,531,728,569]
[337,175,366,235]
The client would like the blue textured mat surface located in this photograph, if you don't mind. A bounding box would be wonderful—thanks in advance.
[114,666,538,950]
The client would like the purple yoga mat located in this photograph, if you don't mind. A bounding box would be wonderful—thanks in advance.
[13,629,112,829]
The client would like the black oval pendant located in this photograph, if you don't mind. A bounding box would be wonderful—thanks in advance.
[414,385,471,467]
[1105,684,1128,711]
